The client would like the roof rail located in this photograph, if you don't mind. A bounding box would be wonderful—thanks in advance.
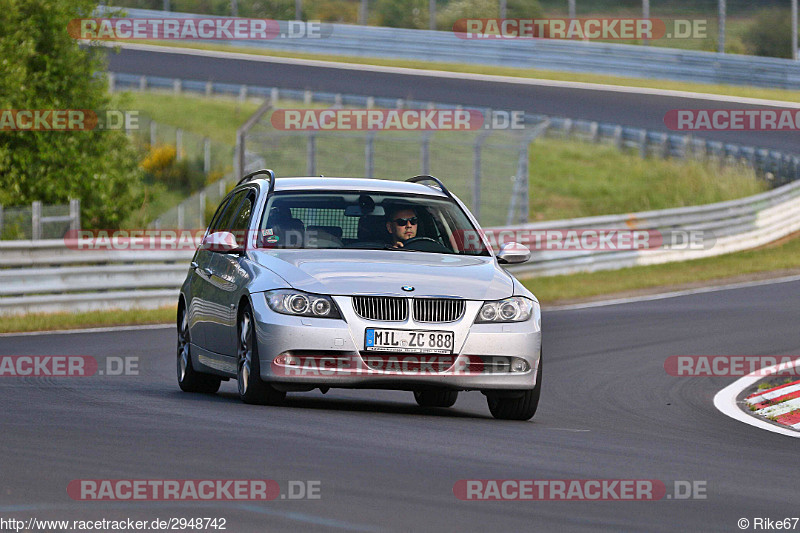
[237,169,276,195]
[406,175,453,199]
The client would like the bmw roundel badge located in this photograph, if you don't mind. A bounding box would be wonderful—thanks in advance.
[402,286,415,292]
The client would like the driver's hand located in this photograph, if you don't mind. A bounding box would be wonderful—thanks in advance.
[394,241,404,248]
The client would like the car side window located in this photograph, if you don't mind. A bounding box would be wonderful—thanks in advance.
[207,194,234,233]
[213,190,247,234]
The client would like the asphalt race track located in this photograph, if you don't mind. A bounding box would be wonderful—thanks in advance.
[3,44,796,532]
[105,46,800,154]
[1,280,798,531]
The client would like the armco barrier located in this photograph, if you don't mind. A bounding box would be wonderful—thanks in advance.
[0,240,194,315]
[3,180,800,315]
[100,7,800,90]
[509,179,800,277]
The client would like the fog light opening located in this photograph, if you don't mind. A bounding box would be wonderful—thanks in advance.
[275,354,300,366]
[511,358,529,372]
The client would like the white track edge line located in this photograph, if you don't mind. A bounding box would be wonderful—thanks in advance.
[545,274,800,311]
[713,358,800,438]
[0,323,173,338]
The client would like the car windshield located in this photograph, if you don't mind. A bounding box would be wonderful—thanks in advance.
[257,191,490,256]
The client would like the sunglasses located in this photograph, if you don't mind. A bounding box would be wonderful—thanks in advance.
[393,217,418,226]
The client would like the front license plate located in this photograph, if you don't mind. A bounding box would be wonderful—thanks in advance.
[365,328,454,354]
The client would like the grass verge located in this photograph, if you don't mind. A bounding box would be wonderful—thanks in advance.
[529,139,764,220]
[124,40,800,104]
[117,91,338,143]
[115,92,260,144]
[0,306,176,335]
[116,91,767,222]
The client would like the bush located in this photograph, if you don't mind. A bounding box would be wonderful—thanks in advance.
[374,0,429,29]
[140,144,206,191]
[505,0,543,19]
[306,0,359,23]
[237,0,297,19]
[112,0,299,19]
[742,8,793,59]
[436,0,498,31]
[140,145,177,174]
[436,0,542,31]
[0,0,143,229]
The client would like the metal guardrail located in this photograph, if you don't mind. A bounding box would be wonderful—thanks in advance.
[509,179,800,277]
[3,179,800,315]
[0,200,80,241]
[105,7,800,90]
[0,240,194,314]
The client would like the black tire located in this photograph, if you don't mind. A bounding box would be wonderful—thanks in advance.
[237,304,286,405]
[487,353,542,421]
[414,389,458,408]
[177,303,221,394]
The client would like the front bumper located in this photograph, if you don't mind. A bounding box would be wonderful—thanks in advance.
[251,293,541,390]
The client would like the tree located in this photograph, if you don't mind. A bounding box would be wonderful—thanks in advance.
[436,0,542,32]
[0,0,143,229]
[374,0,429,29]
[506,0,543,19]
[743,8,793,59]
[436,0,498,31]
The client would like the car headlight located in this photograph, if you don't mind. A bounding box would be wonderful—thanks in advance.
[265,290,342,319]
[475,296,534,323]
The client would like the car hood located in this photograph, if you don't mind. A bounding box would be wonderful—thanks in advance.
[248,249,513,300]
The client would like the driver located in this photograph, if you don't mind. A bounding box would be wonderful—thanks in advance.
[385,207,418,248]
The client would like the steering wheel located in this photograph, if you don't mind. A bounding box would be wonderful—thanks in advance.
[403,237,438,245]
[401,236,451,252]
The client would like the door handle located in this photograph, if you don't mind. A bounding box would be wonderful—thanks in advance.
[190,261,199,269]
[202,267,214,277]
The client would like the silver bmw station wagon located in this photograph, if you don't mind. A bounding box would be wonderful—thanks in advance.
[177,170,542,420]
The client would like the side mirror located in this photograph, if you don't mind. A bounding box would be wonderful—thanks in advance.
[496,242,530,264]
[201,231,241,253]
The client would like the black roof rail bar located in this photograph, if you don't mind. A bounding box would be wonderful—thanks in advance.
[237,169,276,194]
[406,175,453,199]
